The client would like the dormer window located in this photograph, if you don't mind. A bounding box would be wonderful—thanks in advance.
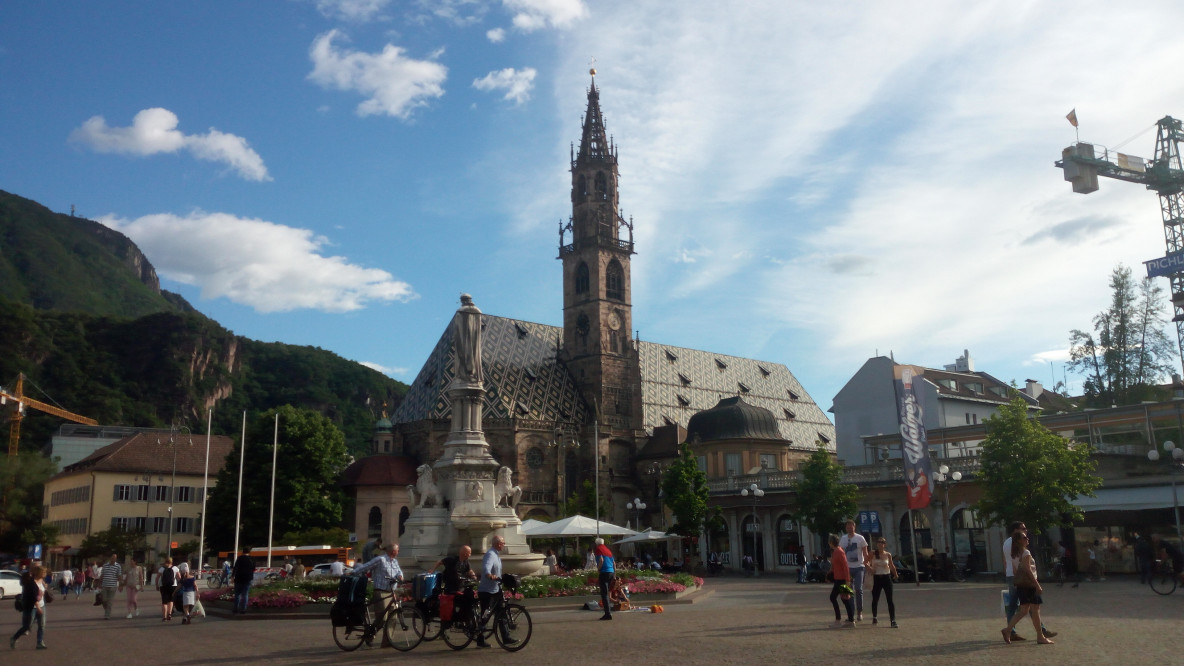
[783,408,796,420]
[662,415,676,426]
[715,358,728,370]
[515,322,528,339]
[678,373,691,386]
[665,349,678,362]
[515,401,531,416]
[818,433,831,444]
[788,389,800,401]
[524,368,538,381]
[966,382,984,394]
[677,394,691,406]
[758,366,771,377]
[738,382,750,393]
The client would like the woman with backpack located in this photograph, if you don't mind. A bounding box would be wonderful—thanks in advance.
[157,557,179,622]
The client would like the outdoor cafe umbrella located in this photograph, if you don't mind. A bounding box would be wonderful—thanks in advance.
[520,514,637,537]
[614,528,680,545]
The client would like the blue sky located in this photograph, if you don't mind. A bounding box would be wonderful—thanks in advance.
[4,1,1184,417]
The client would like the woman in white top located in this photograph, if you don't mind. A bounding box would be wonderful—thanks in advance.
[124,558,145,619]
[869,538,900,627]
[1002,533,1053,645]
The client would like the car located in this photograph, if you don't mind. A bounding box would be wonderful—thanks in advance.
[0,570,22,599]
[310,563,354,578]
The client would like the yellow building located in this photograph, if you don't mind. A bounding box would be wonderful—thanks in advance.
[42,431,234,570]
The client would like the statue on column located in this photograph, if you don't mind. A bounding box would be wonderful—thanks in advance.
[454,293,483,384]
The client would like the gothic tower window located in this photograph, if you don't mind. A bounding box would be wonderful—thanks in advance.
[606,260,624,300]
[578,174,587,198]
[576,262,590,294]
[595,172,607,199]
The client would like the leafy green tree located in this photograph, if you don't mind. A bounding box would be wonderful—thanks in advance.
[975,396,1102,533]
[791,444,858,538]
[561,479,610,519]
[662,443,723,538]
[204,405,351,553]
[1069,264,1176,407]
[0,451,58,552]
[78,528,148,560]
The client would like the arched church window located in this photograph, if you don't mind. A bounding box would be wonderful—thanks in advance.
[606,260,624,300]
[398,506,410,537]
[595,172,607,199]
[367,506,382,540]
[575,262,590,294]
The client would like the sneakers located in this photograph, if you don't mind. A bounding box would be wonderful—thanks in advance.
[599,614,612,621]
[871,617,878,625]
[126,613,134,619]
[857,612,863,622]
[890,621,899,629]
[841,620,856,629]
[36,643,47,650]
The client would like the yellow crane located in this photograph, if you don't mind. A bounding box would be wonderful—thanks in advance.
[0,373,98,457]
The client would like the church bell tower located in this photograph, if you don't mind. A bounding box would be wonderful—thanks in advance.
[559,70,640,432]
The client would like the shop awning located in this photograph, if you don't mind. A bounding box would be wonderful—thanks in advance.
[1074,485,1178,512]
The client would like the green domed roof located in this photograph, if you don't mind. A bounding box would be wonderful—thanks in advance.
[686,396,783,443]
[375,416,393,432]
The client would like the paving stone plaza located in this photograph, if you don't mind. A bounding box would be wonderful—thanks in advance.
[7,575,1179,664]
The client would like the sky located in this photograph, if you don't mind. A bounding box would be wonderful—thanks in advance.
[4,1,1184,419]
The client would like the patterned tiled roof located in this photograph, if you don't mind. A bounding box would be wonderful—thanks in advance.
[391,315,589,426]
[637,342,833,450]
[392,314,835,451]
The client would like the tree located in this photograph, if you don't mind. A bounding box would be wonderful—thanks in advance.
[0,451,58,552]
[791,444,858,538]
[78,528,148,560]
[661,443,723,539]
[975,396,1102,533]
[560,479,611,519]
[204,405,351,553]
[1068,264,1176,407]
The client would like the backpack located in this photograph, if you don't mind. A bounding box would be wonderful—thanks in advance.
[161,566,176,587]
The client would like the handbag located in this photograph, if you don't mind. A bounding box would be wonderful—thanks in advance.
[1014,553,1038,589]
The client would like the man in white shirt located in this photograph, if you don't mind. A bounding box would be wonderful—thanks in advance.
[1002,521,1055,641]
[352,542,404,643]
[329,560,345,577]
[838,520,869,621]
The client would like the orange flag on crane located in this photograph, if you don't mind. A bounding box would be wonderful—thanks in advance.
[1066,108,1078,128]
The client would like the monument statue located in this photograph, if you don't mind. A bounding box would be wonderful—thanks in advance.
[454,293,483,384]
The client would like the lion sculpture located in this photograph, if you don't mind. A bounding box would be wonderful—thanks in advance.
[494,466,522,509]
[407,464,444,509]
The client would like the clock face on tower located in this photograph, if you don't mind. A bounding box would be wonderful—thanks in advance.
[607,312,621,330]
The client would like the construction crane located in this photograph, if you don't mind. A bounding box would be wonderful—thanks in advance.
[0,373,97,457]
[1056,115,1184,374]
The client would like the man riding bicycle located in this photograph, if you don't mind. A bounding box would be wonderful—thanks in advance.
[1152,534,1184,584]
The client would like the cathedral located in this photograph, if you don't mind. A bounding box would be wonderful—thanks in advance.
[343,74,834,550]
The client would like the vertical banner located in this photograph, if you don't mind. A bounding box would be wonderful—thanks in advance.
[893,365,933,510]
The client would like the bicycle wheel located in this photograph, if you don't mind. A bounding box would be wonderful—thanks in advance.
[333,608,370,652]
[421,612,443,641]
[206,575,219,589]
[385,606,425,651]
[1150,565,1177,595]
[495,604,532,652]
[441,617,474,650]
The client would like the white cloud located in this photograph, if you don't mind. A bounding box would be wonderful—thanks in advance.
[487,27,506,43]
[472,67,536,104]
[307,30,447,119]
[1025,349,1072,366]
[314,0,391,22]
[359,361,409,376]
[504,0,587,31]
[69,108,270,181]
[99,211,416,313]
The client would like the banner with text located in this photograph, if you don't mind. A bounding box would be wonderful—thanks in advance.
[894,364,933,510]
[1145,250,1184,278]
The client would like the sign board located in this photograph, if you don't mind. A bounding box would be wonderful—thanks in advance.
[349,532,358,543]
[27,544,42,560]
[857,511,881,534]
[1145,250,1184,278]
[171,541,179,549]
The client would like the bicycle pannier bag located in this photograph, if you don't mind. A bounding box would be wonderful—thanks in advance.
[439,593,455,621]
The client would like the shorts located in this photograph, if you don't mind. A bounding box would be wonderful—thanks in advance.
[160,586,176,604]
[1015,585,1042,606]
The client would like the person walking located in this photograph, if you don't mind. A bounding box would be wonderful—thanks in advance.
[594,537,615,621]
[157,557,179,622]
[838,519,869,621]
[57,568,71,599]
[870,537,899,628]
[231,548,256,615]
[178,563,197,624]
[1002,522,1055,641]
[352,542,405,647]
[475,536,515,648]
[124,558,144,618]
[1002,532,1054,645]
[10,565,47,650]
[828,534,855,628]
[1087,540,1105,581]
[1134,533,1153,585]
[99,553,122,620]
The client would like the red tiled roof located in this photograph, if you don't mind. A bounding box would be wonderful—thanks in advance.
[341,455,418,487]
[56,432,235,478]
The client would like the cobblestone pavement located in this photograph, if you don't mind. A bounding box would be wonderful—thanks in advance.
[5,576,1180,664]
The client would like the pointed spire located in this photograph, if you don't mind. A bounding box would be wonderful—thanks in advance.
[577,69,612,163]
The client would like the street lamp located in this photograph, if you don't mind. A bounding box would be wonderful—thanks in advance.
[547,425,580,515]
[646,463,666,528]
[157,425,193,563]
[934,464,962,557]
[1148,440,1184,540]
[740,483,764,576]
[626,497,647,530]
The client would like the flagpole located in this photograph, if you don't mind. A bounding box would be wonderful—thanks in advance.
[233,410,246,565]
[267,411,279,569]
[907,509,920,588]
[197,407,212,578]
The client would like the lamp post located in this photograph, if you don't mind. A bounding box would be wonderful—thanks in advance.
[156,425,193,563]
[740,483,764,576]
[547,424,580,516]
[1147,440,1184,541]
[646,463,665,528]
[934,464,962,557]
[626,497,647,530]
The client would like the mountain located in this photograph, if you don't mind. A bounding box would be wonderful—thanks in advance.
[0,190,406,457]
